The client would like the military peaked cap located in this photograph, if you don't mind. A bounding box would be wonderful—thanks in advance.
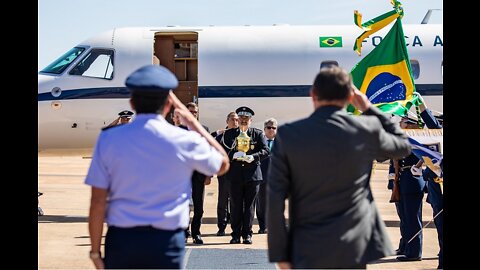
[118,110,134,118]
[125,65,179,93]
[236,106,255,117]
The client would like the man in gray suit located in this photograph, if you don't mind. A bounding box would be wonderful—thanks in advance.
[267,66,411,269]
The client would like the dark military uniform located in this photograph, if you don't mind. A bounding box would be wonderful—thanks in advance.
[393,108,442,262]
[395,152,425,260]
[420,109,443,269]
[221,125,270,242]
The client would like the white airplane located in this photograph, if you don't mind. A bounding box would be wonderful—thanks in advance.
[38,24,442,155]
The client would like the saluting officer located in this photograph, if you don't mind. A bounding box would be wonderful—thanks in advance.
[85,65,229,269]
[220,106,270,244]
[105,110,134,128]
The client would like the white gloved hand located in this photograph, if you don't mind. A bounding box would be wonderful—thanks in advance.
[244,155,254,163]
[233,151,246,160]
[410,166,423,176]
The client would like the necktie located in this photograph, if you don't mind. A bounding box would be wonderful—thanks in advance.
[267,140,273,150]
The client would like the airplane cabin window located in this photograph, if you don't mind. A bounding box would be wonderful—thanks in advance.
[69,49,115,80]
[410,59,420,80]
[320,60,339,69]
[40,47,86,74]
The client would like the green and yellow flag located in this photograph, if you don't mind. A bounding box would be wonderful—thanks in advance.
[353,0,404,55]
[349,1,419,116]
[319,37,343,47]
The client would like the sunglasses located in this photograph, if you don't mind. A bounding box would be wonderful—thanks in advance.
[265,126,277,130]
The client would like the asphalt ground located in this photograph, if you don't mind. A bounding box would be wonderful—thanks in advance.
[38,156,441,269]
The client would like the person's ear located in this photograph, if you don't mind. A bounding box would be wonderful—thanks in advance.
[162,96,173,117]
[129,98,135,111]
[309,88,316,100]
[347,87,354,102]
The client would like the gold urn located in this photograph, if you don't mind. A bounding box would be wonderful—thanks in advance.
[236,130,251,153]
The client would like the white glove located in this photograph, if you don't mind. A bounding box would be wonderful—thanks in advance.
[410,166,423,176]
[244,155,254,163]
[233,151,246,160]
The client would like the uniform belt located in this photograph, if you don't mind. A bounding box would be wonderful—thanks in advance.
[400,165,412,171]
[109,225,183,232]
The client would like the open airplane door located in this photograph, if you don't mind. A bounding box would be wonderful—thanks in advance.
[154,32,198,124]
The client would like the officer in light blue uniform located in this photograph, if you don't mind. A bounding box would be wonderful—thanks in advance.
[85,65,228,269]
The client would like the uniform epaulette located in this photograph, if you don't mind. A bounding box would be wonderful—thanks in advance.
[102,124,123,131]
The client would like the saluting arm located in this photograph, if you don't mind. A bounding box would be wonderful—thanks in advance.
[168,92,230,176]
[350,88,411,160]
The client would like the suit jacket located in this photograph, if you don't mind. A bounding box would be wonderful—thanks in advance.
[220,127,270,182]
[267,106,411,268]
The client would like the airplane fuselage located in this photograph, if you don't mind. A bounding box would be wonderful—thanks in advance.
[38,24,442,154]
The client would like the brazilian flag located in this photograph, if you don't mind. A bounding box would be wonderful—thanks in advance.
[320,37,343,47]
[349,18,419,116]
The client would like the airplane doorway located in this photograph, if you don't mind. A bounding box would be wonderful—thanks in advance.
[154,32,198,123]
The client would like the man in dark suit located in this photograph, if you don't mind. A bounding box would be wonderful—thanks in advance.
[221,106,270,244]
[184,102,212,244]
[255,118,277,234]
[213,111,239,236]
[267,66,411,269]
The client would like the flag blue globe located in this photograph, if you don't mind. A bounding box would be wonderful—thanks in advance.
[365,72,406,104]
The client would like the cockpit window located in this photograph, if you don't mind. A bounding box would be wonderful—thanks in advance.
[69,49,114,80]
[40,47,85,74]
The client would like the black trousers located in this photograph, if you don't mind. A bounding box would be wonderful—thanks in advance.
[190,176,205,236]
[255,181,267,230]
[217,175,230,230]
[105,226,184,269]
[229,179,260,238]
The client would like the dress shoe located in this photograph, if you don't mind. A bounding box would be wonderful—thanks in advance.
[230,237,241,244]
[216,229,226,236]
[258,229,267,234]
[192,235,204,244]
[243,235,252,244]
[396,256,422,262]
[395,249,405,255]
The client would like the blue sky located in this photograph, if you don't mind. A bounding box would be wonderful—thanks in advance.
[38,0,442,71]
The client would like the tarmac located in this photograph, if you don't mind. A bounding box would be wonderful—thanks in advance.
[38,156,441,269]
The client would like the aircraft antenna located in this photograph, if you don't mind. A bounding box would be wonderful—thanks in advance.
[421,9,441,24]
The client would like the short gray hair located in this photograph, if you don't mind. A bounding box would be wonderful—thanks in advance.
[264,118,278,128]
